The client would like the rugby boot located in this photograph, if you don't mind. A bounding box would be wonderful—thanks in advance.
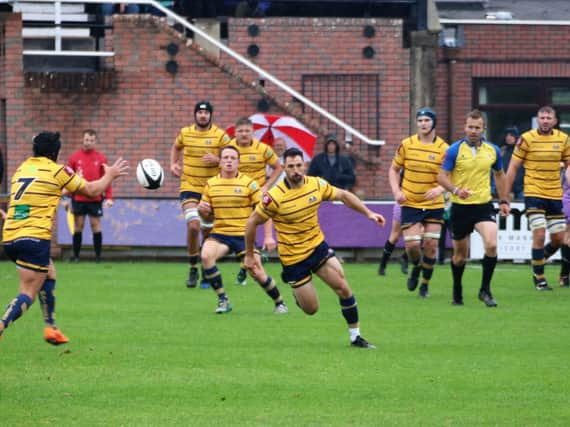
[407,265,421,291]
[533,275,553,291]
[418,283,430,298]
[235,268,247,286]
[478,290,498,307]
[351,336,376,349]
[44,326,70,346]
[274,302,288,314]
[186,267,199,288]
[215,299,232,314]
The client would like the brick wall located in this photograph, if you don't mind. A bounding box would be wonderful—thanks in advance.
[435,24,570,143]
[1,15,411,199]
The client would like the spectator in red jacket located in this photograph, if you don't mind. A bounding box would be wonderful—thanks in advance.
[63,129,113,263]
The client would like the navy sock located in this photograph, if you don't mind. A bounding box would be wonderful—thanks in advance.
[380,240,395,267]
[421,256,436,285]
[189,254,199,267]
[340,295,358,325]
[544,243,559,260]
[39,279,56,326]
[259,276,282,304]
[532,248,545,278]
[204,266,226,299]
[2,293,33,330]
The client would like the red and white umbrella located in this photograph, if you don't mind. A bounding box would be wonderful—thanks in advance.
[227,114,317,160]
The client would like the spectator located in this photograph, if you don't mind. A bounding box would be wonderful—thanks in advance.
[502,126,524,201]
[308,133,355,190]
[101,3,140,18]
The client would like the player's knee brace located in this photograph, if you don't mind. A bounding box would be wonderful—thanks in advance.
[404,235,422,242]
[528,213,546,231]
[547,218,566,234]
[184,208,200,224]
[423,231,441,241]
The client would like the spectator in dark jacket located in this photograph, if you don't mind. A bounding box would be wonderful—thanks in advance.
[502,126,524,200]
[308,134,356,190]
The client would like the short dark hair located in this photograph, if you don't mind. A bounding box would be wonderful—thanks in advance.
[83,129,97,137]
[235,117,252,128]
[33,131,61,161]
[466,109,485,124]
[220,145,240,159]
[538,105,557,117]
[283,147,303,161]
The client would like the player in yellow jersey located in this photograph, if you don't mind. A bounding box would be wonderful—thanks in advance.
[170,101,231,289]
[506,106,570,291]
[228,117,283,286]
[243,147,385,349]
[438,110,510,307]
[388,108,448,298]
[0,132,128,344]
[197,146,287,314]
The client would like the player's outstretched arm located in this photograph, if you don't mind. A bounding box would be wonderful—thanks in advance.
[335,189,385,226]
[79,158,128,198]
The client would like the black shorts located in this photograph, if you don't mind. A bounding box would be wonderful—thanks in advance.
[180,191,202,205]
[400,206,444,230]
[281,241,335,288]
[450,202,496,240]
[72,200,103,217]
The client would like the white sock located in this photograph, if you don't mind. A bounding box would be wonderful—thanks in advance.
[349,327,360,342]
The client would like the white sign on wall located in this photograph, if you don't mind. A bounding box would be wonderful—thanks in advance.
[470,202,561,260]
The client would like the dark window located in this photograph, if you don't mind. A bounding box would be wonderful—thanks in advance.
[474,79,570,144]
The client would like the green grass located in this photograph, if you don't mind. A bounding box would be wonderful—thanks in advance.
[1,260,570,426]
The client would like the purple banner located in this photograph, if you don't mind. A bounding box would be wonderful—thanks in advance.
[57,200,404,248]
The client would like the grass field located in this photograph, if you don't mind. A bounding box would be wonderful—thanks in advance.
[1,259,570,426]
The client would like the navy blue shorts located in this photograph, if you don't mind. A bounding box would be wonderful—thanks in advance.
[209,233,246,257]
[450,202,496,240]
[4,237,51,272]
[180,191,202,205]
[525,196,563,219]
[72,200,103,217]
[400,206,444,230]
[281,241,335,288]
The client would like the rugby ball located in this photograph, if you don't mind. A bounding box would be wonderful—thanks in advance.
[136,159,164,190]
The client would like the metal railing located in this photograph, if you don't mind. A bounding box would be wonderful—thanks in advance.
[13,0,386,145]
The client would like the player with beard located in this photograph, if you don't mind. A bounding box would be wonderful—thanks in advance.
[244,147,385,348]
[506,106,570,291]
[170,101,231,289]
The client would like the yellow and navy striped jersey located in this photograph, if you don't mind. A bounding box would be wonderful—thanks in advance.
[441,139,502,205]
[201,173,260,236]
[513,129,570,199]
[228,139,279,187]
[174,124,231,193]
[3,157,85,241]
[392,134,448,209]
[255,176,337,266]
